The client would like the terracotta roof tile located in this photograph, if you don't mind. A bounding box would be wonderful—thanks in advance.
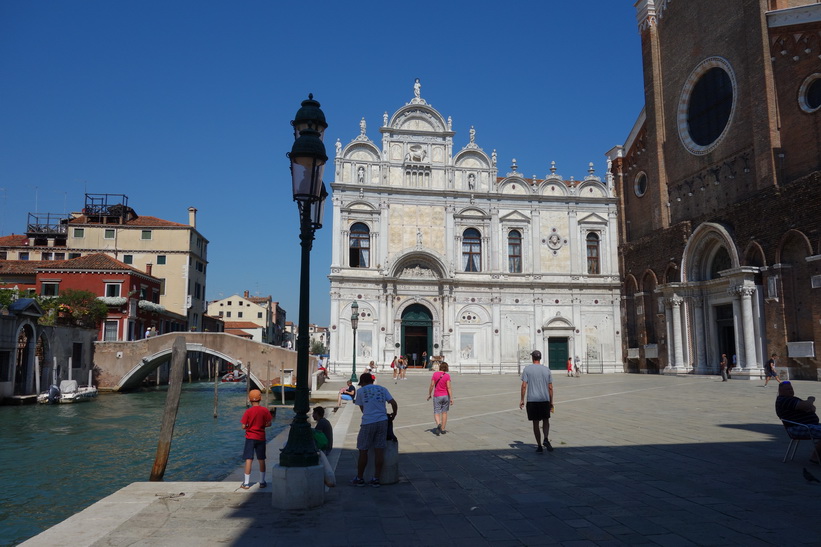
[0,234,29,246]
[223,321,262,329]
[225,329,254,338]
[68,215,188,227]
[0,260,49,275]
[36,253,154,277]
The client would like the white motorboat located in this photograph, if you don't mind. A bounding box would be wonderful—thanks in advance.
[37,380,98,404]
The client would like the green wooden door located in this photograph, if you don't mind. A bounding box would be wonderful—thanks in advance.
[547,337,568,370]
[401,304,432,366]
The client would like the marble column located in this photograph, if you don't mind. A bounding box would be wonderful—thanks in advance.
[568,208,579,273]
[669,295,685,368]
[531,208,540,275]
[330,196,342,267]
[738,286,758,369]
[691,296,707,373]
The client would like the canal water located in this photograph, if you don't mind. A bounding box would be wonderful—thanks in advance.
[0,383,293,546]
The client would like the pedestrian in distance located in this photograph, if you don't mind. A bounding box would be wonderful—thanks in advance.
[720,353,729,381]
[520,350,554,453]
[566,357,573,377]
[336,380,355,408]
[351,372,398,487]
[427,362,453,435]
[240,389,272,489]
[764,353,782,387]
[391,356,399,382]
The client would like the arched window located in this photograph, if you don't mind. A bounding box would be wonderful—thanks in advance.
[586,233,600,274]
[462,228,481,272]
[508,230,522,273]
[349,223,370,268]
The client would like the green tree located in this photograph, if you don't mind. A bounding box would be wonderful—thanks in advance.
[50,289,108,329]
[310,340,327,355]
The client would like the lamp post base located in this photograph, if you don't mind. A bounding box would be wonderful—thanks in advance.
[271,464,325,510]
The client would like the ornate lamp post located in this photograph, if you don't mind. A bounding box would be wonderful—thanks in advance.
[279,94,328,468]
[349,301,359,382]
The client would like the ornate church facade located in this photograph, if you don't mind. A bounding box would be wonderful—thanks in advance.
[610,0,821,379]
[327,82,622,373]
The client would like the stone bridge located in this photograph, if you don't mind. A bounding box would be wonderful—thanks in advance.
[93,332,316,392]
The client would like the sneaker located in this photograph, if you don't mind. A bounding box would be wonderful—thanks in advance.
[258,482,267,488]
[369,478,381,488]
[544,441,554,452]
[536,445,544,453]
[441,429,447,435]
[240,483,252,490]
[349,477,365,487]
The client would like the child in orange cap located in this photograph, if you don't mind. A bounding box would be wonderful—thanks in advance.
[240,389,272,489]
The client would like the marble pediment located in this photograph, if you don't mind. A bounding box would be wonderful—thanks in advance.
[577,212,608,225]
[499,210,530,223]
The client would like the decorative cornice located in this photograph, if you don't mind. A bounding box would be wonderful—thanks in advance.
[767,4,821,28]
[636,0,673,32]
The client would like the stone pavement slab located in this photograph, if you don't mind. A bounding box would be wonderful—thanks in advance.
[21,372,821,546]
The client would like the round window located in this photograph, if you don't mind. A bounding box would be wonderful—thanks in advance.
[799,73,821,113]
[634,172,648,197]
[678,57,736,155]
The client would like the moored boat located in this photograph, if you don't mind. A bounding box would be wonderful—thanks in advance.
[271,383,296,396]
[37,380,98,404]
[220,371,246,383]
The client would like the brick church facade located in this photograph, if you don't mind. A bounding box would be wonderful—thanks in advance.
[609,0,821,379]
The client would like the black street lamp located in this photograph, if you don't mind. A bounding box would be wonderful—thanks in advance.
[349,301,359,383]
[280,94,328,468]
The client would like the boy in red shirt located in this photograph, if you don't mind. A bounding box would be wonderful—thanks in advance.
[240,389,272,489]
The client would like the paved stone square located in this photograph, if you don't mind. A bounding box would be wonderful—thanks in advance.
[23,372,821,546]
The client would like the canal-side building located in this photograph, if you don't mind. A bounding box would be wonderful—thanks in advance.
[608,0,821,379]
[0,254,186,341]
[207,291,276,343]
[328,81,622,373]
[0,298,97,402]
[0,193,208,332]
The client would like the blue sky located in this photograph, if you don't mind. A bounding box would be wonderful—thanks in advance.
[0,1,645,325]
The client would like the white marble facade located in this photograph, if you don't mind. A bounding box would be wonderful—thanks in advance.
[328,81,622,373]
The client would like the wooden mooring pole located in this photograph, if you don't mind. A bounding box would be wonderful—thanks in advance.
[149,337,186,481]
[213,357,219,419]
[245,362,251,408]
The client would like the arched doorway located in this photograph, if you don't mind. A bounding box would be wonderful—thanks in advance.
[401,304,432,367]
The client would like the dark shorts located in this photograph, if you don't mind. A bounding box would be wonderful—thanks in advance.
[243,438,267,461]
[767,369,778,377]
[356,420,388,451]
[526,401,551,421]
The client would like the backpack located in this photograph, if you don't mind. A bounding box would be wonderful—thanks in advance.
[312,430,328,450]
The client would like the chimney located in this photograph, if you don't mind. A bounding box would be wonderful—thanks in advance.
[146,263,153,276]
[188,207,197,228]
[244,290,249,298]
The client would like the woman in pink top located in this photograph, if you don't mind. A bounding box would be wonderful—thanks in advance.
[427,362,454,435]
